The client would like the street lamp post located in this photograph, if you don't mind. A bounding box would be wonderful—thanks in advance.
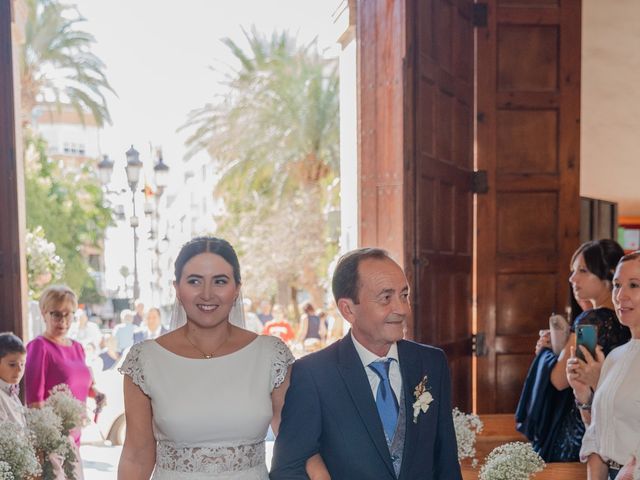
[125,145,143,300]
[97,145,169,304]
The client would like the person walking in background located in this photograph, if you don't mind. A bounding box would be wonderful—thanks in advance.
[133,300,145,327]
[297,302,326,352]
[243,297,264,334]
[271,248,461,479]
[0,332,27,427]
[263,304,295,344]
[113,309,138,354]
[257,299,273,326]
[68,308,102,355]
[134,307,168,342]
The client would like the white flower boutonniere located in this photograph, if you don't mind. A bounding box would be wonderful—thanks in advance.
[412,375,433,423]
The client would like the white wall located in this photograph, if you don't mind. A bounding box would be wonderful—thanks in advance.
[581,0,640,216]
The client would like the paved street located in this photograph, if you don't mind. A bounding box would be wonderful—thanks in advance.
[80,445,122,479]
[80,441,275,478]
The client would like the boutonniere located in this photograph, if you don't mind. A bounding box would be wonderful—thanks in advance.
[412,375,433,423]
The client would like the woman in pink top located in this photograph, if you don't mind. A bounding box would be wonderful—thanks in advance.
[25,285,106,450]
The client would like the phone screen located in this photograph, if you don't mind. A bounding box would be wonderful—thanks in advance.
[575,324,597,361]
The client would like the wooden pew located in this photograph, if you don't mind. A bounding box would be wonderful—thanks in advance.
[460,414,587,479]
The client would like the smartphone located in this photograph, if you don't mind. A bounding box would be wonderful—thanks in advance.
[575,324,597,361]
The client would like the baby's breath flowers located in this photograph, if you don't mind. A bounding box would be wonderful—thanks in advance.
[0,421,41,480]
[45,384,88,435]
[479,442,545,480]
[452,408,483,466]
[0,461,12,480]
[26,405,76,480]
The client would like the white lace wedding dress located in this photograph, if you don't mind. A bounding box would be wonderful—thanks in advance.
[120,335,294,479]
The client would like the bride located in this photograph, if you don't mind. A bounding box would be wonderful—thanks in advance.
[118,237,303,479]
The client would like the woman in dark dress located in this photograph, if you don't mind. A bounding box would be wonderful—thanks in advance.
[516,239,631,461]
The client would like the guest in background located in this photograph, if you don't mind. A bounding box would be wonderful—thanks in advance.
[263,304,295,344]
[68,308,102,355]
[134,307,168,342]
[297,302,327,351]
[113,309,137,354]
[516,239,630,461]
[243,298,264,334]
[98,335,120,371]
[133,299,145,326]
[25,285,106,452]
[257,299,273,326]
[568,251,640,480]
[0,332,27,427]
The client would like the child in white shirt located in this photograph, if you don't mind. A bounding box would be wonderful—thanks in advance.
[0,332,27,427]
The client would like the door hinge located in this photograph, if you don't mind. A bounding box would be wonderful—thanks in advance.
[472,333,487,357]
[472,170,489,194]
[473,3,488,28]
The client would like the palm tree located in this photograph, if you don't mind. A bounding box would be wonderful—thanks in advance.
[182,28,339,204]
[181,28,340,305]
[21,0,115,126]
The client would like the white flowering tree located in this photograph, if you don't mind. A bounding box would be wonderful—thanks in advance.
[26,226,65,297]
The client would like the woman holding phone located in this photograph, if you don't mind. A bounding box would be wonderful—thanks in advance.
[568,251,640,480]
[516,239,631,461]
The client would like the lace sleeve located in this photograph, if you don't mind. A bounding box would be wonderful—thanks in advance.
[269,337,295,391]
[118,342,150,396]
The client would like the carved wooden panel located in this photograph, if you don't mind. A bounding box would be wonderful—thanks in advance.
[497,193,558,255]
[499,0,558,6]
[476,0,581,413]
[496,354,532,412]
[496,273,557,335]
[498,26,559,91]
[497,110,558,174]
[410,0,474,411]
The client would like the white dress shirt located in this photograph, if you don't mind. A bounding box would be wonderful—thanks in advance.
[351,335,403,402]
[580,339,640,470]
[0,378,26,427]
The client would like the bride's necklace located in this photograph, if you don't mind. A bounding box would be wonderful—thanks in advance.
[184,330,228,359]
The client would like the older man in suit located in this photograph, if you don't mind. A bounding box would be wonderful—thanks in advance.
[270,247,461,480]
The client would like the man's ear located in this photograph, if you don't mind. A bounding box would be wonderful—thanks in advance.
[337,298,355,325]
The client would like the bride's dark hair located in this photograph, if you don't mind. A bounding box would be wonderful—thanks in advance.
[174,237,241,284]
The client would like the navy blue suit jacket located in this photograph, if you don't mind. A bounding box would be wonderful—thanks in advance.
[270,333,462,480]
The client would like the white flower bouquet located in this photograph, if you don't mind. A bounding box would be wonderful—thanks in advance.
[45,384,88,435]
[0,460,13,480]
[452,408,484,466]
[0,420,41,480]
[479,441,545,480]
[25,406,76,480]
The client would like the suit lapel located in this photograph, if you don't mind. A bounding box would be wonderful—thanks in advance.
[336,333,396,478]
[398,341,421,479]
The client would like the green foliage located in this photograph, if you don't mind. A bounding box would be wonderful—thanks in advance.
[182,28,340,302]
[24,131,112,300]
[21,0,115,126]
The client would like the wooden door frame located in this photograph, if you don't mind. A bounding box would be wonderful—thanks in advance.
[0,0,27,337]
